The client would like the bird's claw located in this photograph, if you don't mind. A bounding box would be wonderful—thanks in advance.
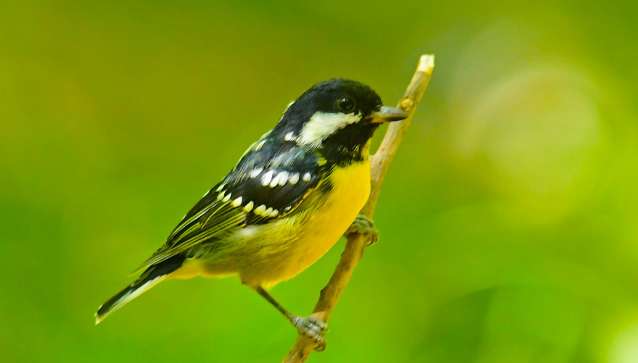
[293,316,328,351]
[346,214,379,246]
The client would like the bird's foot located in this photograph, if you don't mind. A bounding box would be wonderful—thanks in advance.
[292,315,328,351]
[345,214,379,246]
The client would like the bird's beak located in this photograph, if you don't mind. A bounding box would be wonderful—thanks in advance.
[369,106,408,124]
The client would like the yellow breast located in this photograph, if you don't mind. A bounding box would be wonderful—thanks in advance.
[248,160,371,286]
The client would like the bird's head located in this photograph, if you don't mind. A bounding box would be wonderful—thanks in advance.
[272,79,406,163]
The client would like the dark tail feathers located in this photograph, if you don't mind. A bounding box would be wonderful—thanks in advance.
[95,254,185,324]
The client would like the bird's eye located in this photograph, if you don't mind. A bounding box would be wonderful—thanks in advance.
[336,96,356,113]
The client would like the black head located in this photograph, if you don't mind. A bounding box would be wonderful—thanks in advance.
[272,79,406,163]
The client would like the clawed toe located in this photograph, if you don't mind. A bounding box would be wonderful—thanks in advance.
[293,316,328,351]
[346,214,379,245]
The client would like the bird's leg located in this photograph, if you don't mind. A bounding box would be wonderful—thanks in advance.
[254,286,327,350]
[345,214,379,245]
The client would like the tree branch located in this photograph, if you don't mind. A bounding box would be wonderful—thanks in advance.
[283,55,435,363]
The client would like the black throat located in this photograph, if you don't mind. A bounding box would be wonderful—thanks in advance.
[318,122,378,166]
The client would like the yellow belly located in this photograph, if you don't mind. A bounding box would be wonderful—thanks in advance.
[239,160,371,286]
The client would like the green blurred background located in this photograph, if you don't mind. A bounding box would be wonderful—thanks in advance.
[2,1,638,362]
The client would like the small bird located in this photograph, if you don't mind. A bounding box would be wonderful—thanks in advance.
[96,79,406,346]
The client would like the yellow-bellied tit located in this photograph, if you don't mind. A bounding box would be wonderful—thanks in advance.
[95,79,406,346]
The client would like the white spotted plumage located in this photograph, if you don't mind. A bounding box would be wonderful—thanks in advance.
[289,173,299,184]
[254,204,267,215]
[261,170,274,186]
[231,196,243,207]
[303,172,312,182]
[269,173,281,188]
[277,171,289,186]
[284,132,296,141]
[250,168,263,178]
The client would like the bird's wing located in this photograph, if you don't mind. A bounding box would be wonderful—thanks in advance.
[139,140,326,269]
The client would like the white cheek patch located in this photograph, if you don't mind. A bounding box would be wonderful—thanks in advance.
[298,111,362,146]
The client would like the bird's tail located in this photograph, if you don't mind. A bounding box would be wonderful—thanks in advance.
[95,254,185,324]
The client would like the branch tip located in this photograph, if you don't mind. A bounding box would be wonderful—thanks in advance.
[417,54,435,73]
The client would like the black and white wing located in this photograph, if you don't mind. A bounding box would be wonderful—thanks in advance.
[139,138,326,268]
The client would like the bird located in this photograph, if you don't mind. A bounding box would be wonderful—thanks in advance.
[95,79,406,347]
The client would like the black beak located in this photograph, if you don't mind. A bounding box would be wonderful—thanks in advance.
[369,106,408,124]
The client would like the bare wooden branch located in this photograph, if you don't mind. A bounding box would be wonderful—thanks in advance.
[283,55,435,363]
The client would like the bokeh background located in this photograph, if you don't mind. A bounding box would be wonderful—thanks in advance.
[2,1,637,362]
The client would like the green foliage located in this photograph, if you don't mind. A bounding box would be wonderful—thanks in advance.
[1,1,637,362]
